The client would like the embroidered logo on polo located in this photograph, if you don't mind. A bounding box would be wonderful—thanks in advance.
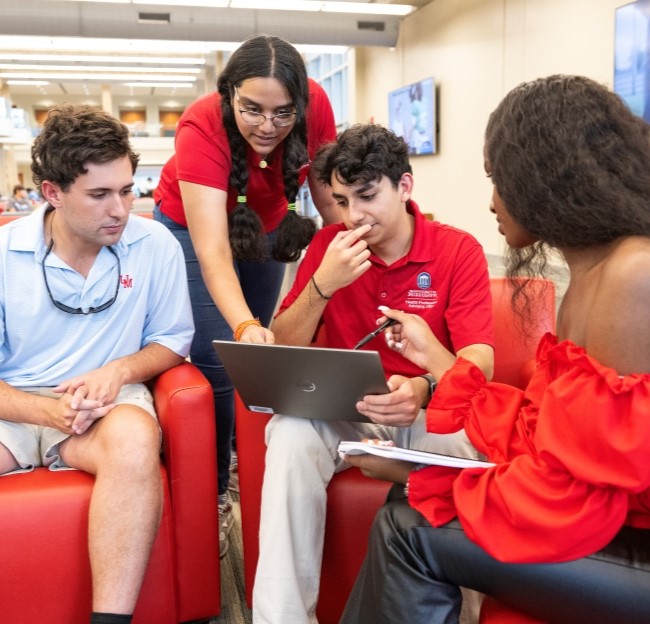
[406,271,438,310]
[120,274,134,288]
[417,272,431,289]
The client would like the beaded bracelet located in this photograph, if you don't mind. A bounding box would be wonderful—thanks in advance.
[311,276,332,300]
[404,463,428,497]
[234,318,262,342]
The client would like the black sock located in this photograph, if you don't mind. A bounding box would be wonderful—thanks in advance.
[90,613,133,624]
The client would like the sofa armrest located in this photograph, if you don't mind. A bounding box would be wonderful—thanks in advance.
[151,362,221,620]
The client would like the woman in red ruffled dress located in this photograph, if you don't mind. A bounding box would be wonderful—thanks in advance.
[340,75,650,624]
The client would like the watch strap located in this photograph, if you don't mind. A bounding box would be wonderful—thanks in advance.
[416,374,437,408]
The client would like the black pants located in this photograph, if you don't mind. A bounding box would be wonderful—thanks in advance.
[341,496,650,624]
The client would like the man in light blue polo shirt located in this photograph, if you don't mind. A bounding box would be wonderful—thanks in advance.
[0,105,194,624]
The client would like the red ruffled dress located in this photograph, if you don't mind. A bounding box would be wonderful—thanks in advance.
[408,333,650,622]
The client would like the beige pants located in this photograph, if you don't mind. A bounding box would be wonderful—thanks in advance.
[0,383,156,475]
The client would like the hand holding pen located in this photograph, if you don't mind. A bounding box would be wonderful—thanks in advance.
[353,317,399,350]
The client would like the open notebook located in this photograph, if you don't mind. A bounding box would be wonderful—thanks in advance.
[338,441,494,469]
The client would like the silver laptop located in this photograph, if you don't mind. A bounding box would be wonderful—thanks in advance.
[212,340,390,422]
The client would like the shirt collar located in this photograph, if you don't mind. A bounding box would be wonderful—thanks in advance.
[405,199,436,263]
[366,199,436,267]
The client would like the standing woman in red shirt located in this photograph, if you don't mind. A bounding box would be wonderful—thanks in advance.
[154,35,338,554]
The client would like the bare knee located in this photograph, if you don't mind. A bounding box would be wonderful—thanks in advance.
[68,406,161,475]
[102,408,159,459]
[0,442,19,475]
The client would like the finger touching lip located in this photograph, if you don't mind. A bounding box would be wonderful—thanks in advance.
[347,223,373,236]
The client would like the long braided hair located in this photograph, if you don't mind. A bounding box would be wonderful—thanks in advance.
[217,35,316,262]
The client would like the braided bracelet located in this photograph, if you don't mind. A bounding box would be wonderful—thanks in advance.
[311,276,332,300]
[234,318,262,342]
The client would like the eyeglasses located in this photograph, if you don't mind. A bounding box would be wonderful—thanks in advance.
[42,240,121,315]
[234,87,297,127]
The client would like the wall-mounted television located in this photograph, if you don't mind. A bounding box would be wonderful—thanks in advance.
[388,77,437,155]
[614,0,650,121]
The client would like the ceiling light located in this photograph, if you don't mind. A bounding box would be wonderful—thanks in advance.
[0,36,228,55]
[6,80,50,86]
[321,2,414,16]
[134,0,229,5]
[228,0,414,15]
[123,82,194,88]
[0,36,346,56]
[55,0,415,16]
[229,0,320,10]
[0,72,197,82]
[297,44,350,54]
[0,64,201,74]
[0,53,205,65]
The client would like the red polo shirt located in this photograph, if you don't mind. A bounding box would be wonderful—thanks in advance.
[277,200,494,379]
[154,79,336,232]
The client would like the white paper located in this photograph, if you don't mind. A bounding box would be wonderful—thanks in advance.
[337,440,494,469]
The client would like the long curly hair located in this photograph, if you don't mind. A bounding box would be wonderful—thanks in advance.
[217,34,315,262]
[486,75,650,270]
[485,74,650,312]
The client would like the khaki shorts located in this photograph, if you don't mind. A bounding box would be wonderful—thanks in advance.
[0,383,157,475]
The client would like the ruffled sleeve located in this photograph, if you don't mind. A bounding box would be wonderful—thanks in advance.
[409,336,650,563]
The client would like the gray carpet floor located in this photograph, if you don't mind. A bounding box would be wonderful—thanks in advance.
[200,489,481,624]
[208,490,253,624]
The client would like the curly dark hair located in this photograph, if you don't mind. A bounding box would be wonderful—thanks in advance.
[217,34,315,262]
[312,123,412,189]
[485,74,650,283]
[31,104,138,193]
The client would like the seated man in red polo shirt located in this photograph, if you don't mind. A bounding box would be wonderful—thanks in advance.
[252,123,495,624]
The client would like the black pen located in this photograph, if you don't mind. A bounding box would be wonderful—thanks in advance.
[353,318,398,350]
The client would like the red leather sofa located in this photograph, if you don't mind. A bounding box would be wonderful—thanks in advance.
[236,277,556,623]
[0,362,221,624]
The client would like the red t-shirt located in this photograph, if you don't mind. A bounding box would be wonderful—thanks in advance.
[154,78,336,232]
[409,333,650,563]
[277,200,494,379]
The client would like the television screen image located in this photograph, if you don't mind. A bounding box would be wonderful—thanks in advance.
[614,0,650,121]
[388,77,436,155]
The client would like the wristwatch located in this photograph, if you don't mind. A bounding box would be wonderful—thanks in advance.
[417,374,437,408]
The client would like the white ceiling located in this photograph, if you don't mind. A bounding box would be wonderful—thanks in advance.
[1,0,432,100]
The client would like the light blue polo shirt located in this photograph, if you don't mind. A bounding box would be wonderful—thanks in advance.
[0,206,194,386]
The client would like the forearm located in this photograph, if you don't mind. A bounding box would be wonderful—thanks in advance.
[0,379,56,425]
[271,278,329,345]
[106,343,185,386]
[180,182,257,331]
[419,344,493,383]
[455,344,494,381]
[200,256,256,332]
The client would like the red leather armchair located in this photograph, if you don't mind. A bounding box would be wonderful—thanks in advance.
[236,277,556,623]
[0,362,221,624]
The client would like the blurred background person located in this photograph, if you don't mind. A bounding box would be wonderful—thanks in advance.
[7,184,31,212]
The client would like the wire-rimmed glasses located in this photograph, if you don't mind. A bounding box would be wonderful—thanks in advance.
[234,87,297,127]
